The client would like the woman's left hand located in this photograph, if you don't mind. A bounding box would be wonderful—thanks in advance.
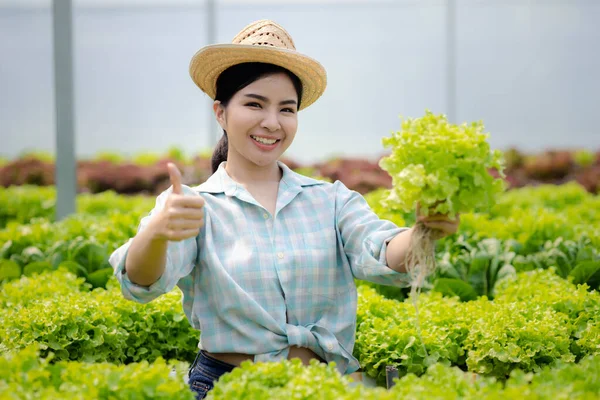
[416,203,460,240]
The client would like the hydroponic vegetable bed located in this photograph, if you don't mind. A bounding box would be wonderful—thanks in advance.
[1,180,599,399]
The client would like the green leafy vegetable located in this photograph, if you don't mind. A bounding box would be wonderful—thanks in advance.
[434,237,517,300]
[379,110,506,219]
[0,345,195,399]
[432,278,478,302]
[208,358,374,399]
[0,271,199,364]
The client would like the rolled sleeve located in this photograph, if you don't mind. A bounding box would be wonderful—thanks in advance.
[335,181,411,287]
[108,185,200,304]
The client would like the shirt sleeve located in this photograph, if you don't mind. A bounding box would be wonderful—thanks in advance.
[334,180,411,287]
[108,184,200,304]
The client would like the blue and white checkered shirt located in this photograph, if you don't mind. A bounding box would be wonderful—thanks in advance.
[109,160,410,374]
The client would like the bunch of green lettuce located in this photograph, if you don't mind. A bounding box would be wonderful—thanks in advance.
[355,268,600,381]
[462,297,574,377]
[207,353,600,399]
[388,363,501,399]
[0,267,89,308]
[0,345,195,399]
[494,268,600,359]
[379,110,506,218]
[0,270,199,364]
[391,356,600,399]
[460,269,600,374]
[354,286,470,385]
[207,358,380,400]
[497,354,600,399]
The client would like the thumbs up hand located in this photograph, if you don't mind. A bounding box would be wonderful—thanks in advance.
[152,163,205,242]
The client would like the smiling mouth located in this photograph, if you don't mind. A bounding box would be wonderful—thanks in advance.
[250,135,281,145]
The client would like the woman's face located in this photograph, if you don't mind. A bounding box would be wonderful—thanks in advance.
[214,72,299,169]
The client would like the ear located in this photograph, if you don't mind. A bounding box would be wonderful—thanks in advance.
[213,101,227,130]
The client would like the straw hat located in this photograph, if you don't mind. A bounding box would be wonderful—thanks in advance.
[189,19,327,110]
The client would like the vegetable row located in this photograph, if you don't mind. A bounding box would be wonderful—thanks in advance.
[1,268,598,388]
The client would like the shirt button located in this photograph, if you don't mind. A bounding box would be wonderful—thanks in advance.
[263,213,269,219]
[327,343,334,351]
[277,252,284,259]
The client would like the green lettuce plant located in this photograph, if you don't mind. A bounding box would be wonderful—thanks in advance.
[0,345,195,399]
[0,271,199,364]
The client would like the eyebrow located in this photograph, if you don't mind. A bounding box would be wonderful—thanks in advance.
[244,93,297,106]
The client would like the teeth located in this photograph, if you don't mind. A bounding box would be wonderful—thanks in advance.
[251,135,278,145]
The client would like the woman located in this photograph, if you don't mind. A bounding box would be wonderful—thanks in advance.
[109,19,459,399]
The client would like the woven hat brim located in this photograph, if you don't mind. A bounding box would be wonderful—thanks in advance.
[189,44,327,111]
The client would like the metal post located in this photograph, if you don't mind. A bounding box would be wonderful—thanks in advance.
[446,0,456,123]
[206,0,218,149]
[53,0,77,220]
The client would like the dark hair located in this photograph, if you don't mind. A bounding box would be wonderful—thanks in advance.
[210,62,303,173]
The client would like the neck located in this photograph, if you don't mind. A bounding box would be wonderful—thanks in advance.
[224,152,282,186]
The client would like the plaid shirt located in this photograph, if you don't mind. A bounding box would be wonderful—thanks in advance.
[109,160,410,374]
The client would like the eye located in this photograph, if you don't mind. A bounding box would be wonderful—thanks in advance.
[245,102,262,108]
[281,107,296,114]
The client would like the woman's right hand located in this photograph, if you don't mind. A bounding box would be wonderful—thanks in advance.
[152,163,205,242]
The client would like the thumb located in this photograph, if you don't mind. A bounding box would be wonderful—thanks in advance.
[167,162,183,194]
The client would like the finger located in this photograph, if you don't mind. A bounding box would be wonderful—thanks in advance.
[167,208,205,220]
[167,162,183,195]
[167,228,201,241]
[426,219,458,228]
[173,195,205,209]
[418,214,445,222]
[421,215,459,223]
[422,219,458,230]
[168,219,204,231]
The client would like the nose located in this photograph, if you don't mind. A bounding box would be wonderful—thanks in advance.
[260,110,281,132]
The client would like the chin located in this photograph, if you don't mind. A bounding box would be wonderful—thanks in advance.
[251,156,280,167]
[247,150,285,167]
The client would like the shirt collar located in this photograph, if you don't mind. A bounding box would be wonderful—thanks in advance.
[196,160,325,196]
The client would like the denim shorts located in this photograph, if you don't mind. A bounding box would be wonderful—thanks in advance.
[188,350,236,399]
